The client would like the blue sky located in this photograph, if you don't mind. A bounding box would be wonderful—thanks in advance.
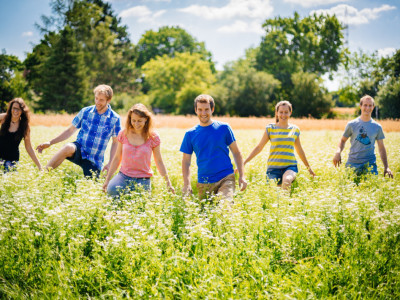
[1,0,399,90]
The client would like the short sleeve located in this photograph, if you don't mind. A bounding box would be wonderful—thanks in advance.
[117,129,126,144]
[376,125,385,140]
[180,131,193,154]
[266,124,272,138]
[150,132,161,148]
[111,117,122,137]
[294,126,300,139]
[343,122,353,138]
[224,124,236,146]
[72,108,85,129]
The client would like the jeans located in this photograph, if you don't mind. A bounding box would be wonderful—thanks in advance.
[0,160,17,172]
[107,171,151,197]
[266,165,298,184]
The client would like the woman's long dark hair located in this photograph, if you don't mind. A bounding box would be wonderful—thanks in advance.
[0,98,30,141]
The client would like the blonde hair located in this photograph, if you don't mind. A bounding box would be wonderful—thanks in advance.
[126,103,154,140]
[275,100,292,123]
[93,84,113,100]
[360,95,375,106]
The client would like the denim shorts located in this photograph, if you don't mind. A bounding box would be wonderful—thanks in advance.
[0,160,18,173]
[66,142,100,177]
[266,165,298,184]
[346,162,378,175]
[107,171,151,197]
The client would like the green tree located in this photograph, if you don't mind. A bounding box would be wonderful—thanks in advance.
[137,26,214,71]
[142,52,215,114]
[213,54,280,116]
[256,12,344,90]
[0,51,26,111]
[377,77,400,119]
[39,26,89,112]
[290,71,332,118]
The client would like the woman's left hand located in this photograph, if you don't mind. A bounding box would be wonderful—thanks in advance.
[308,167,316,177]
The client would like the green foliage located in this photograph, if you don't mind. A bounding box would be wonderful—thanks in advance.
[290,71,333,118]
[0,51,25,111]
[377,77,400,119]
[137,26,214,71]
[39,26,89,112]
[214,56,280,116]
[142,52,215,114]
[0,128,399,297]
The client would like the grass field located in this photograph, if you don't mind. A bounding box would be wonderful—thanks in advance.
[1,125,400,298]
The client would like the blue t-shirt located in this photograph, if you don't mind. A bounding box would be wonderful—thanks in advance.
[180,121,236,183]
[343,117,385,165]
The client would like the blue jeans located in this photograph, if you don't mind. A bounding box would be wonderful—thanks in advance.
[346,162,378,175]
[266,165,298,184]
[0,160,17,172]
[66,142,100,177]
[107,171,151,197]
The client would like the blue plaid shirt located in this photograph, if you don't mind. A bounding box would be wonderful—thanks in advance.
[72,105,121,169]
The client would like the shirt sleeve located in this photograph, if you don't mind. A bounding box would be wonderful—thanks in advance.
[376,125,385,140]
[111,117,122,137]
[343,122,353,138]
[225,124,236,146]
[266,124,271,138]
[117,130,125,144]
[180,131,193,154]
[72,108,85,129]
[150,133,161,148]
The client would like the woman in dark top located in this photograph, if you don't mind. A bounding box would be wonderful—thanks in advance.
[0,98,42,172]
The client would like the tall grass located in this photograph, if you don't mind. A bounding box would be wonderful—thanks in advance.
[0,128,399,298]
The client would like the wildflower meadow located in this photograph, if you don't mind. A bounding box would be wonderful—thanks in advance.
[1,126,399,298]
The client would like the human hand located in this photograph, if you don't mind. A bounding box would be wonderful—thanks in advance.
[182,184,192,196]
[239,176,247,191]
[384,168,393,179]
[102,180,109,193]
[101,163,110,178]
[167,183,176,194]
[333,153,341,167]
[308,167,316,177]
[36,142,51,154]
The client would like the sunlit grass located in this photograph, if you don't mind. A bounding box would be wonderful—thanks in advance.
[0,127,399,298]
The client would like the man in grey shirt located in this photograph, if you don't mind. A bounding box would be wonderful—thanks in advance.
[333,95,393,177]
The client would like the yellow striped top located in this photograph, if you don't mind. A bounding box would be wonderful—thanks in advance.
[266,124,299,170]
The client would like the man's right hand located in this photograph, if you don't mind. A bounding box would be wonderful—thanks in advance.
[333,153,341,167]
[36,142,51,153]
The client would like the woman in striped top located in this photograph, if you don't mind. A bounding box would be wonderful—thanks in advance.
[244,101,315,190]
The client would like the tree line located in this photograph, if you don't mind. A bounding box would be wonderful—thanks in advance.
[1,0,399,118]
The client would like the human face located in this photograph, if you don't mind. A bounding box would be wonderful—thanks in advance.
[130,113,147,133]
[95,93,110,114]
[360,98,374,117]
[11,103,22,120]
[195,102,214,126]
[277,104,291,123]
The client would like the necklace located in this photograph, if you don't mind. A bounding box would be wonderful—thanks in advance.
[11,120,19,124]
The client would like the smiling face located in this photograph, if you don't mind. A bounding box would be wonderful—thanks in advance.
[94,92,110,114]
[360,97,375,117]
[195,101,214,126]
[130,112,148,133]
[276,104,292,123]
[11,102,22,120]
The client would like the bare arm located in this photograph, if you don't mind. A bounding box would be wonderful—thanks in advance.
[153,145,175,193]
[182,153,192,195]
[36,124,78,153]
[24,128,42,170]
[102,142,122,192]
[377,139,393,178]
[229,141,247,191]
[244,131,269,166]
[102,136,119,173]
[0,113,5,123]
[294,136,315,176]
[333,136,348,167]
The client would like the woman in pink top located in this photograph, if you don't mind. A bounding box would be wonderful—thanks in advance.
[103,104,174,196]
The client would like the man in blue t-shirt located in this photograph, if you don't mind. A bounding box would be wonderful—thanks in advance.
[180,94,247,204]
[37,85,121,177]
[333,95,393,177]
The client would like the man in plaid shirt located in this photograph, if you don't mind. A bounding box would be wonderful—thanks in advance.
[37,85,121,177]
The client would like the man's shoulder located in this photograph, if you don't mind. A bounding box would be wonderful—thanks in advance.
[107,106,120,119]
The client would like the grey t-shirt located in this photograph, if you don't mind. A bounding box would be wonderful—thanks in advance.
[343,117,385,164]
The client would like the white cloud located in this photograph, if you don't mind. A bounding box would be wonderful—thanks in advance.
[22,31,33,37]
[377,47,396,57]
[284,0,347,8]
[218,20,263,34]
[120,5,166,23]
[179,0,273,20]
[311,4,396,25]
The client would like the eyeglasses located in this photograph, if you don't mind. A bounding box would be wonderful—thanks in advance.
[12,107,22,112]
